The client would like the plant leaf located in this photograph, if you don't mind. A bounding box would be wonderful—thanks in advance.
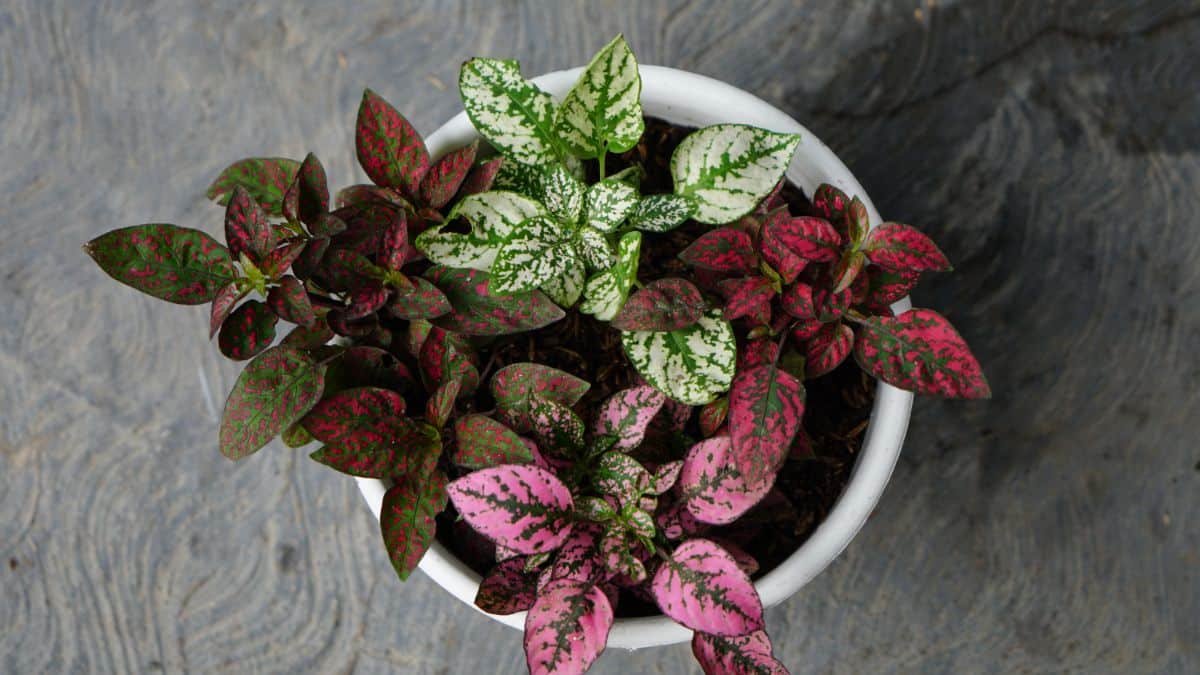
[729,364,805,483]
[425,377,461,429]
[651,539,765,636]
[356,88,430,196]
[579,231,640,321]
[381,468,449,581]
[780,281,815,320]
[846,196,870,247]
[416,191,547,270]
[84,224,235,305]
[679,435,775,525]
[282,152,330,225]
[339,345,415,391]
[459,58,561,166]
[594,385,666,452]
[555,34,643,158]
[575,226,613,271]
[692,631,789,675]
[476,557,538,615]
[622,309,736,406]
[224,186,275,260]
[629,193,695,232]
[259,239,307,279]
[583,179,638,233]
[309,418,440,479]
[764,215,840,263]
[345,284,390,320]
[853,308,991,398]
[698,396,729,437]
[492,229,575,294]
[290,235,329,280]
[595,452,652,506]
[379,216,411,272]
[524,579,613,675]
[219,346,326,460]
[671,124,800,224]
[539,256,587,307]
[490,363,591,433]
[218,299,278,360]
[679,227,755,274]
[453,414,534,469]
[546,521,605,584]
[537,165,586,223]
[267,275,316,326]
[805,321,853,378]
[419,140,478,209]
[864,222,952,272]
[460,157,505,197]
[611,278,706,332]
[301,385,406,451]
[207,157,300,216]
[447,464,574,554]
[281,319,334,349]
[209,282,244,338]
[862,266,920,309]
[530,397,586,454]
[426,266,565,335]
[831,250,866,294]
[721,276,776,322]
[759,210,807,283]
[419,325,479,395]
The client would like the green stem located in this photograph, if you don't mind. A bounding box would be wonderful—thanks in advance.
[598,150,607,181]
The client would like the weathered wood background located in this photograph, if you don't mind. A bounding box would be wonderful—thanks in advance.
[2,1,1198,672]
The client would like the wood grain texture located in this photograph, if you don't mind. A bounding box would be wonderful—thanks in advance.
[2,0,1199,672]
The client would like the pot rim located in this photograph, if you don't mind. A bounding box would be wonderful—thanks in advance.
[354,64,913,650]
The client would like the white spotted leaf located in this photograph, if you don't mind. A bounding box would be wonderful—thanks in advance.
[629,193,696,232]
[580,231,640,321]
[584,179,639,233]
[672,124,801,224]
[555,34,644,158]
[621,309,736,405]
[459,58,562,166]
[415,191,545,270]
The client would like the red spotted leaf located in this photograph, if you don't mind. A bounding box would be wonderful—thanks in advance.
[721,276,776,322]
[679,436,775,525]
[863,266,920,310]
[698,397,729,437]
[524,579,613,675]
[419,326,479,395]
[425,266,564,336]
[766,215,841,263]
[812,183,850,238]
[729,364,805,483]
[209,282,244,338]
[84,224,235,305]
[594,385,666,452]
[207,157,300,216]
[460,156,504,197]
[805,322,853,378]
[611,278,706,331]
[380,217,410,272]
[281,318,334,348]
[737,338,778,372]
[336,184,410,210]
[356,88,430,197]
[650,539,765,636]
[290,235,329,280]
[218,346,326,460]
[218,299,278,360]
[453,414,534,469]
[446,464,574,554]
[846,196,870,246]
[301,385,406,450]
[864,222,952,272]
[419,140,478,209]
[267,275,315,326]
[308,212,347,238]
[491,363,591,433]
[345,284,389,320]
[476,557,538,615]
[381,468,449,581]
[601,528,647,582]
[693,630,789,675]
[679,228,755,273]
[259,239,307,279]
[815,284,851,323]
[387,276,451,320]
[310,418,440,479]
[282,152,330,225]
[331,199,406,255]
[854,308,991,398]
[759,210,806,283]
[594,452,653,506]
[224,186,275,260]
[832,250,866,294]
[322,248,379,291]
[425,377,461,428]
[780,281,816,320]
[404,319,432,359]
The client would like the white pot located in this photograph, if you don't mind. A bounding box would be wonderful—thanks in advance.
[355,65,914,650]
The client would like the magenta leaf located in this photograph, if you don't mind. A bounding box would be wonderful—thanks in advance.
[378,216,411,272]
[758,210,806,283]
[425,266,564,336]
[601,528,647,582]
[722,276,776,322]
[831,250,866,294]
[547,522,605,585]
[447,464,574,554]
[657,499,706,540]
[815,284,851,323]
[267,275,316,327]
[356,88,430,197]
[310,418,441,480]
[282,152,330,226]
[209,282,243,338]
[789,318,822,342]
[218,299,279,361]
[476,557,538,615]
[336,184,410,210]
[530,397,586,455]
[84,224,235,305]
[224,186,275,260]
[425,377,461,429]
[765,215,841,263]
[805,322,853,378]
[301,385,406,449]
[419,140,478,209]
[854,308,991,398]
[259,239,307,279]
[780,281,816,320]
[679,436,774,525]
[729,364,805,483]
[650,539,765,636]
[595,452,652,506]
[207,157,300,216]
[308,212,347,238]
[594,385,666,452]
[331,198,406,255]
[419,325,479,396]
[611,278,706,331]
[692,631,789,675]
[219,346,326,460]
[490,363,590,433]
[864,222,952,272]
[386,277,451,320]
[679,228,755,273]
[380,468,449,581]
[453,414,535,469]
[524,579,613,675]
[863,266,920,310]
[652,460,684,494]
[737,338,779,372]
[812,183,850,239]
[698,397,729,437]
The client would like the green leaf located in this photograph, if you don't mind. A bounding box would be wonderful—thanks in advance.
[671,124,801,224]
[85,224,236,305]
[621,309,736,405]
[381,468,449,580]
[628,193,696,232]
[538,165,586,222]
[426,266,565,336]
[415,191,546,270]
[206,157,300,216]
[540,256,587,307]
[459,58,561,166]
[219,346,327,460]
[580,231,640,321]
[584,179,639,233]
[309,418,440,479]
[555,34,644,158]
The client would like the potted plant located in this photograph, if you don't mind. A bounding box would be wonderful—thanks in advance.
[85,36,988,675]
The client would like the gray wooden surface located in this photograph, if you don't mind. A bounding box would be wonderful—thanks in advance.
[2,1,1198,672]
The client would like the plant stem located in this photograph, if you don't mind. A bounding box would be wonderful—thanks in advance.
[598,146,608,181]
[771,323,793,366]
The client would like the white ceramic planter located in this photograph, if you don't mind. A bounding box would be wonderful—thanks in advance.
[355,65,914,650]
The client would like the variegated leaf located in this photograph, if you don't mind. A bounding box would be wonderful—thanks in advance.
[539,256,586,307]
[679,435,774,525]
[524,579,613,675]
[492,230,574,294]
[575,226,614,271]
[381,468,448,581]
[386,276,451,320]
[356,89,430,196]
[651,539,765,636]
[864,222,952,272]
[537,165,585,222]
[759,210,807,283]
[622,309,736,405]
[629,193,695,232]
[805,321,853,378]
[595,452,652,506]
[722,276,776,322]
[301,386,406,453]
[692,631,789,675]
[459,58,561,166]
[475,557,538,615]
[426,377,460,429]
[267,275,315,327]
[698,396,729,437]
[547,521,605,584]
[218,300,278,361]
[209,282,244,338]
[416,191,546,270]
[84,224,235,305]
[611,278,705,331]
[425,266,564,336]
[584,178,639,233]
[280,319,334,349]
[219,346,326,460]
[580,231,640,321]
[729,364,805,483]
[766,215,841,263]
[460,157,505,197]
[453,414,534,469]
[446,464,574,554]
[679,227,755,274]
[672,125,801,224]
[282,152,330,225]
[555,34,643,158]
[530,396,586,454]
[419,325,479,395]
[419,140,478,209]
[224,186,275,260]
[853,308,991,398]
[831,250,866,294]
[846,196,870,247]
[780,281,816,320]
[207,157,300,216]
[594,385,666,452]
[490,363,591,433]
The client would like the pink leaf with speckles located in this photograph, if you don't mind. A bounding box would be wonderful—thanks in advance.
[225,186,275,260]
[679,436,775,525]
[593,385,666,452]
[380,468,448,581]
[530,397,586,455]
[218,299,278,361]
[446,464,574,554]
[759,210,806,283]
[379,216,411,272]
[729,364,805,484]
[545,521,605,586]
[267,275,316,327]
[651,539,764,636]
[453,415,534,469]
[854,308,990,398]
[420,140,478,209]
[805,322,853,379]
[812,183,851,240]
[862,266,920,311]
[864,222,952,272]
[679,228,755,273]
[594,452,653,506]
[524,579,613,675]
[737,338,778,372]
[490,363,591,434]
[356,89,430,197]
[219,346,326,460]
[692,631,789,675]
[831,250,866,294]
[611,278,707,331]
[84,224,236,305]
[476,557,538,615]
[780,281,815,320]
[765,215,841,263]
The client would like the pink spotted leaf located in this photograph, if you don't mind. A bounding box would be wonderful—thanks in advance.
[425,266,564,336]
[459,156,504,197]
[812,183,850,239]
[419,140,478,209]
[650,539,765,636]
[218,299,278,361]
[419,325,479,396]
[698,397,729,437]
[692,631,789,675]
[84,224,236,305]
[831,250,867,294]
[301,386,406,453]
[345,284,389,320]
[280,319,334,349]
[765,215,841,263]
[546,521,605,585]
[729,364,805,483]
[780,281,816,320]
[721,276,776,322]
[209,282,244,338]
[307,419,440,481]
[282,152,330,226]
[259,239,307,279]
[679,435,775,525]
[224,186,275,260]
[529,396,586,455]
[862,266,920,310]
[594,452,652,506]
[380,468,448,581]
[864,222,952,272]
[452,414,535,469]
[386,276,451,320]
[679,228,755,273]
[356,88,430,197]
[593,385,666,452]
[759,210,806,283]
[446,464,574,554]
[853,308,991,398]
[523,579,613,675]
